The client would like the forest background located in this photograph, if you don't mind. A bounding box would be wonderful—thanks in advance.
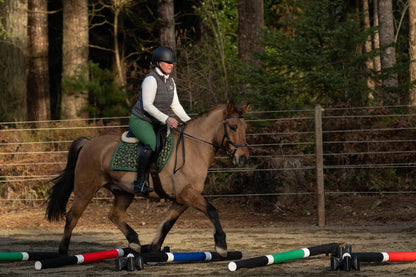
[1,0,416,122]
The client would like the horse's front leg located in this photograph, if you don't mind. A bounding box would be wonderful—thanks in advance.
[143,202,188,253]
[108,190,140,252]
[177,185,227,256]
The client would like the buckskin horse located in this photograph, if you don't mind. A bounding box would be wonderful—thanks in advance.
[46,103,249,256]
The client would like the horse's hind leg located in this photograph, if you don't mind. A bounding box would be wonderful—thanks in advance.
[108,190,140,252]
[144,202,188,253]
[177,185,227,256]
[58,195,92,255]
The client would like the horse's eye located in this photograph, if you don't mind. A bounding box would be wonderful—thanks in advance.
[229,124,237,131]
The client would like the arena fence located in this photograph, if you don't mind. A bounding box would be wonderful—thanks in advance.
[1,104,416,226]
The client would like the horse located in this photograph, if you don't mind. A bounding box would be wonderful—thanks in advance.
[46,103,250,256]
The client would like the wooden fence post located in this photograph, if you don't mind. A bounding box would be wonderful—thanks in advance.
[315,104,325,226]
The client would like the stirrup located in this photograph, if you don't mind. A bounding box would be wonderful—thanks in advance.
[134,180,153,194]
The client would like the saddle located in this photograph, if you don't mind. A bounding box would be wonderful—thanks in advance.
[111,125,173,171]
[110,125,174,198]
[122,124,170,156]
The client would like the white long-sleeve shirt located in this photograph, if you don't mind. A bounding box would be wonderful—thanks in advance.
[141,67,191,124]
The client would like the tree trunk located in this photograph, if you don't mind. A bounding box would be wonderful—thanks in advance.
[27,0,50,125]
[61,0,89,119]
[238,0,263,99]
[158,0,175,50]
[47,0,63,120]
[0,0,28,122]
[378,0,398,88]
[373,0,381,73]
[113,5,126,88]
[363,0,375,97]
[238,0,264,67]
[409,0,416,105]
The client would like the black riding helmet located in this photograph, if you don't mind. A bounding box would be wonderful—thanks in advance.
[152,46,177,64]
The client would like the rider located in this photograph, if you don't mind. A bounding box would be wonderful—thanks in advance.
[129,46,191,194]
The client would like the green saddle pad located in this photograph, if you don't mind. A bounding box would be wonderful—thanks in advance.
[110,132,174,173]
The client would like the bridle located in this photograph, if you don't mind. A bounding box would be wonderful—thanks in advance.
[172,114,248,174]
[220,115,248,157]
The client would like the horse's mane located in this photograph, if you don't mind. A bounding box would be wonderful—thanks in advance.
[188,104,227,123]
[187,103,245,124]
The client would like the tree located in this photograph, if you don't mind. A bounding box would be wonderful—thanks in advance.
[89,0,135,88]
[363,0,375,95]
[63,61,130,118]
[111,0,127,88]
[158,0,175,50]
[237,0,263,100]
[242,0,376,109]
[378,0,397,88]
[0,0,28,122]
[27,0,50,125]
[238,0,263,67]
[61,0,89,119]
[47,0,63,120]
[373,0,381,73]
[409,0,416,105]
[191,0,238,103]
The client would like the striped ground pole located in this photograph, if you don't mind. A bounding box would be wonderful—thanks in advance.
[34,248,134,270]
[353,252,416,263]
[228,243,339,271]
[141,251,242,263]
[0,252,60,261]
[115,251,242,271]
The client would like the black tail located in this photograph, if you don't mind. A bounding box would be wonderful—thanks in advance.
[46,137,90,221]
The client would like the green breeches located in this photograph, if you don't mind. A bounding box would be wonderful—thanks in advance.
[129,114,157,151]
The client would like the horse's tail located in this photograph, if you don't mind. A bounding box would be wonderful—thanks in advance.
[46,137,90,221]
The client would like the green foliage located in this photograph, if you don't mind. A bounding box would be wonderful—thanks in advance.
[62,61,129,118]
[177,0,239,111]
[241,0,378,110]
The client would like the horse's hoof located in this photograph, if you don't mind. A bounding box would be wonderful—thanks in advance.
[215,246,227,257]
[129,242,141,253]
[140,244,152,253]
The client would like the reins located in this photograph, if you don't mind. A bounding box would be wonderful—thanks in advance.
[171,115,248,175]
[173,124,187,175]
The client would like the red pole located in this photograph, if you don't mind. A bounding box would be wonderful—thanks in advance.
[385,252,416,262]
[353,252,416,263]
[35,248,133,270]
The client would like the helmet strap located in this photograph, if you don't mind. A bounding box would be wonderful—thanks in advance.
[156,62,168,75]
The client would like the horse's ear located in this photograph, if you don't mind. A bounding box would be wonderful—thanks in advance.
[227,102,249,116]
[226,102,235,114]
[240,103,249,115]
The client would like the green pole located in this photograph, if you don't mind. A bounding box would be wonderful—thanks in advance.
[0,252,26,261]
[270,248,308,264]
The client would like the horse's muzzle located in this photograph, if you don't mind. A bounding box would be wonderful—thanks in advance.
[233,153,249,167]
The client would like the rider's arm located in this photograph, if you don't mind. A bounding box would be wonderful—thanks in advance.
[170,79,191,122]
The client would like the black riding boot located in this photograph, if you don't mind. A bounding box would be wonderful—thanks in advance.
[134,144,154,194]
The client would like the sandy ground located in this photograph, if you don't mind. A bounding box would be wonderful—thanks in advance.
[1,196,416,276]
[1,226,416,276]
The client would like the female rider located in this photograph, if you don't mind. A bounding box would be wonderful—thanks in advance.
[129,46,191,194]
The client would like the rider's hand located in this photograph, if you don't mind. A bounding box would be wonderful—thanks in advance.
[166,117,179,129]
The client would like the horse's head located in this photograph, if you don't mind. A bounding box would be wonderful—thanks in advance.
[220,103,250,167]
